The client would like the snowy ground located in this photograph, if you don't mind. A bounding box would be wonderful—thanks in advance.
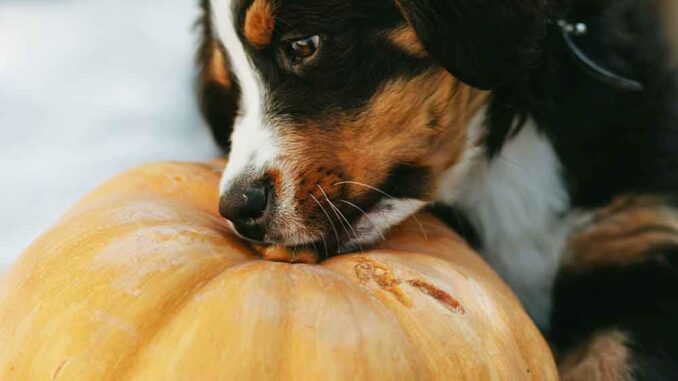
[0,0,220,267]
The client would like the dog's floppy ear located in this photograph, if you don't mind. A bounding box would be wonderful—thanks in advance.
[395,0,553,89]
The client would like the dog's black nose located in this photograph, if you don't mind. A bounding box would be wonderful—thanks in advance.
[219,179,273,242]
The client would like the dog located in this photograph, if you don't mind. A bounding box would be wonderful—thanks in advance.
[197,0,678,379]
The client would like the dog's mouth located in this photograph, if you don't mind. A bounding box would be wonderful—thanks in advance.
[221,163,432,259]
[224,220,340,260]
[225,195,426,260]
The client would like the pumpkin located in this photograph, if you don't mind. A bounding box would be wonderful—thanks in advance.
[0,162,557,380]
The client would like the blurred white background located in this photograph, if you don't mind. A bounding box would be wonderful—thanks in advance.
[0,0,220,267]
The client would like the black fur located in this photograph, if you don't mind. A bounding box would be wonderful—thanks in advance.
[427,204,481,250]
[484,0,678,376]
[395,0,554,89]
[552,247,678,380]
[487,0,678,208]
[241,0,433,122]
[197,0,240,152]
[197,0,678,377]
[481,2,678,372]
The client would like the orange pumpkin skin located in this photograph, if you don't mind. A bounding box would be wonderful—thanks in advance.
[0,162,557,381]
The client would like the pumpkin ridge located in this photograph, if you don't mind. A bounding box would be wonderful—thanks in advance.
[110,259,258,380]
[332,271,426,379]
[324,255,448,379]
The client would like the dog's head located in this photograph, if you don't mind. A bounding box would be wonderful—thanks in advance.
[211,0,551,253]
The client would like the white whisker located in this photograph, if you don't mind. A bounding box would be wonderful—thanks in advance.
[318,185,363,251]
[310,193,340,248]
[318,232,329,259]
[336,208,363,251]
[310,239,328,260]
[317,185,352,240]
[413,214,428,240]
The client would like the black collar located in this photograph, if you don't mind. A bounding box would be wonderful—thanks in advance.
[555,18,644,92]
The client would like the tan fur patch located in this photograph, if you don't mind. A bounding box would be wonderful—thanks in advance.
[276,68,489,225]
[265,168,284,198]
[387,26,427,58]
[244,0,276,48]
[563,195,678,271]
[559,330,634,381]
[207,41,231,87]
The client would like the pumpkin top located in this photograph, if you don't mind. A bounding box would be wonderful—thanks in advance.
[0,162,557,381]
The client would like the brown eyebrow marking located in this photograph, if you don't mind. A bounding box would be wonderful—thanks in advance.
[207,41,231,87]
[244,0,276,49]
[387,25,427,58]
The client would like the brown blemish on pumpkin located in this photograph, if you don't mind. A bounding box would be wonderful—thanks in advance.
[354,257,411,307]
[407,279,465,314]
[244,0,276,48]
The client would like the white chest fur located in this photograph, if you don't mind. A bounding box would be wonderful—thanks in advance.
[450,122,572,328]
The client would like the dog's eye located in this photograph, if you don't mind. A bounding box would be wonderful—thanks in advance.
[286,35,320,64]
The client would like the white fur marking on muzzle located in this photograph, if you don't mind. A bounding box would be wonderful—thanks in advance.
[211,0,281,194]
